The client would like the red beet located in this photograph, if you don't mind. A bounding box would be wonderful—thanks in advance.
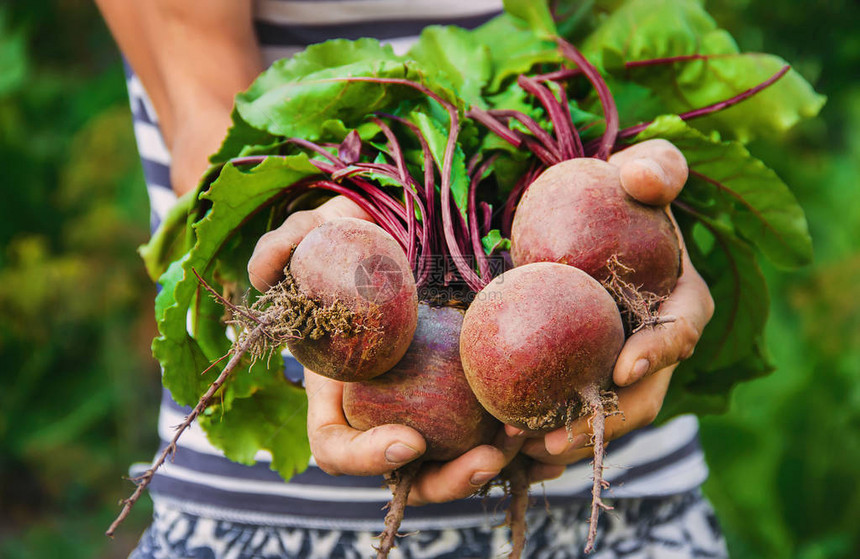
[460,262,625,555]
[460,262,624,432]
[344,301,499,558]
[344,302,498,459]
[511,158,681,297]
[286,217,418,381]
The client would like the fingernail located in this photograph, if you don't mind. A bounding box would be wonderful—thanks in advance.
[635,157,668,182]
[385,443,421,464]
[470,471,499,486]
[632,358,650,379]
[509,428,526,438]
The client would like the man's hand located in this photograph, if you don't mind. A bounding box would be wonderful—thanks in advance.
[513,139,714,464]
[305,369,534,505]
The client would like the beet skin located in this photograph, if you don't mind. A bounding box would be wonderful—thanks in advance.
[343,302,498,461]
[511,158,681,296]
[460,262,625,431]
[287,217,418,382]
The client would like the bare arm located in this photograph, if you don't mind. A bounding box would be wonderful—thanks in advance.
[94,0,264,195]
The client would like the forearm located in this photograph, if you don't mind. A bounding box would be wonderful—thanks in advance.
[96,0,263,193]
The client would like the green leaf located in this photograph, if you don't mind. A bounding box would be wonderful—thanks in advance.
[211,107,282,164]
[481,229,511,254]
[502,0,558,39]
[471,14,560,92]
[409,111,470,218]
[584,0,719,63]
[151,258,213,405]
[603,76,666,130]
[248,38,402,91]
[407,26,492,106]
[234,40,438,142]
[688,218,770,371]
[660,213,773,418]
[661,339,772,419]
[200,379,311,480]
[636,115,813,268]
[138,190,195,281]
[0,11,27,96]
[153,155,319,406]
[238,61,423,139]
[582,0,825,141]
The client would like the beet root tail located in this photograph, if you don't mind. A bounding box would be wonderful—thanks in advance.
[376,461,420,559]
[582,385,613,554]
[503,455,531,559]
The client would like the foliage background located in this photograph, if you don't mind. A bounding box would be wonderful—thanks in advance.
[0,1,856,558]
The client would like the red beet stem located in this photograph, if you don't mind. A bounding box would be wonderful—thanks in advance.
[224,155,272,167]
[501,164,543,238]
[591,65,792,153]
[488,109,562,161]
[378,114,440,288]
[286,137,342,167]
[468,155,498,281]
[467,107,525,148]
[517,75,576,161]
[555,84,584,158]
[534,53,721,82]
[332,75,485,291]
[556,38,619,161]
[309,180,408,249]
[430,97,485,292]
[372,118,421,271]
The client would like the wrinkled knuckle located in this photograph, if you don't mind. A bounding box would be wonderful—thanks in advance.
[655,139,684,162]
[296,209,327,232]
[308,435,340,476]
[411,483,441,505]
[603,422,620,444]
[407,489,430,507]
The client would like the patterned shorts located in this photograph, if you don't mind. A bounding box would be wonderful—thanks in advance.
[128,490,728,559]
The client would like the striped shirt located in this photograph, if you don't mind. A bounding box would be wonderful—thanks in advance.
[126,0,708,532]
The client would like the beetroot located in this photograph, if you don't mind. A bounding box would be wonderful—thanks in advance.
[344,302,497,460]
[285,217,418,381]
[460,262,624,431]
[511,158,681,298]
[460,262,625,555]
[344,302,498,557]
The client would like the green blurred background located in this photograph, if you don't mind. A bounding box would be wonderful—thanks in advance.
[0,1,857,557]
